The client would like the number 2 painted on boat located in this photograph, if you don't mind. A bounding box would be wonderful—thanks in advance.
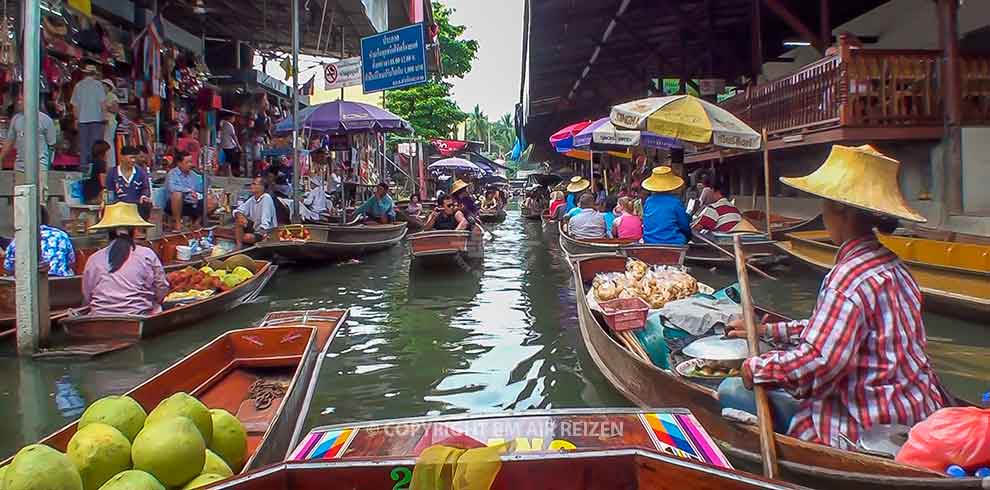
[391,466,412,490]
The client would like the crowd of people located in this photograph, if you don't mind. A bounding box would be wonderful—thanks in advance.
[550,167,744,244]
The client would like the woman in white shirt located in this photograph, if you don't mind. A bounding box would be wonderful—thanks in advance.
[219,112,240,177]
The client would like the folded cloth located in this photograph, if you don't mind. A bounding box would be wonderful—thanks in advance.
[658,297,741,336]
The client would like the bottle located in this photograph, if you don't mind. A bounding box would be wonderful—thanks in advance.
[946,465,967,478]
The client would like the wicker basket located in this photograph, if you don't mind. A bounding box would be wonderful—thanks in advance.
[599,297,650,332]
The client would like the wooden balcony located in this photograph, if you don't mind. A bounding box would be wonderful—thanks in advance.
[687,44,990,163]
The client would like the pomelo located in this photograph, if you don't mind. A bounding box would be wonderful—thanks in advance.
[3,444,83,490]
[131,417,205,487]
[79,396,147,442]
[144,393,212,444]
[96,470,164,490]
[207,409,247,472]
[67,423,132,490]
[202,449,232,478]
[181,473,226,490]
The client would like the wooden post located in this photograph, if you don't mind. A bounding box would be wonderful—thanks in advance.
[750,0,763,81]
[762,128,772,239]
[936,0,963,215]
[751,160,759,209]
[733,235,780,479]
[820,0,830,49]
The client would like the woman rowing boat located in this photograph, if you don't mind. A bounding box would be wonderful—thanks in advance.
[720,144,946,450]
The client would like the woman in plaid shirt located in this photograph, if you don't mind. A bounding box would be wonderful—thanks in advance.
[720,145,945,450]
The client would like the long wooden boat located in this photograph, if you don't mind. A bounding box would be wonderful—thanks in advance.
[558,221,687,264]
[57,260,277,343]
[742,210,823,234]
[246,223,407,263]
[2,316,348,476]
[687,231,781,266]
[408,230,472,266]
[213,409,802,489]
[570,252,979,489]
[777,230,990,320]
[479,207,507,223]
[0,228,253,340]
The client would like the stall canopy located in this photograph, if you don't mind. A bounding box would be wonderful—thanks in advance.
[428,157,483,172]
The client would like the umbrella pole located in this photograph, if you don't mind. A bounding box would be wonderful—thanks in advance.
[290,0,301,224]
[762,128,772,240]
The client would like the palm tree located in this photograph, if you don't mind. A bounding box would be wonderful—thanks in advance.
[465,104,488,143]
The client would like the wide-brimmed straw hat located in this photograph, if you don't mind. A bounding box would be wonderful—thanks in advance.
[566,176,590,193]
[641,166,684,193]
[450,180,471,196]
[780,145,926,223]
[89,202,154,231]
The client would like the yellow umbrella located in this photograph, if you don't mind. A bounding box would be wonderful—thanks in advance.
[610,95,761,150]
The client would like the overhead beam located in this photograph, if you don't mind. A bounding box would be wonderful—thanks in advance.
[761,0,824,54]
[567,0,633,100]
[820,0,830,49]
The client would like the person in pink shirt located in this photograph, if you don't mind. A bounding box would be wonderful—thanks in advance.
[175,125,202,170]
[612,196,643,240]
[82,202,169,317]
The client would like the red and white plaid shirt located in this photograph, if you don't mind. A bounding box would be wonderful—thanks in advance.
[747,236,945,449]
[692,198,741,232]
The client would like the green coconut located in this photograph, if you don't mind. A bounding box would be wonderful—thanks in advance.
[67,424,133,490]
[201,450,232,478]
[206,409,247,473]
[222,254,257,273]
[96,470,164,490]
[3,444,83,490]
[131,417,205,488]
[144,393,212,444]
[180,474,226,490]
[78,396,147,442]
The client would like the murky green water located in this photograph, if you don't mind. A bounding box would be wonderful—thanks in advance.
[1,205,987,460]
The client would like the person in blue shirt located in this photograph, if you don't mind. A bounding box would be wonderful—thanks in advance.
[601,195,619,239]
[165,150,213,231]
[641,166,692,245]
[564,176,589,212]
[106,145,152,220]
[355,182,396,224]
[4,206,76,277]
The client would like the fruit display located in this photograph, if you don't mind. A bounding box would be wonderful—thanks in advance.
[165,254,258,296]
[1,393,248,490]
[591,259,699,309]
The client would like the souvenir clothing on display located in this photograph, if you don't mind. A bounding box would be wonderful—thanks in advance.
[3,225,76,277]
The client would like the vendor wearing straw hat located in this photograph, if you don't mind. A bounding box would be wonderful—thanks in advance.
[722,145,945,449]
[82,202,169,317]
[449,179,479,220]
[640,166,692,245]
[564,176,590,213]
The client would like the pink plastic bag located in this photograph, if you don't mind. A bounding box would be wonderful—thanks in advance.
[896,407,990,472]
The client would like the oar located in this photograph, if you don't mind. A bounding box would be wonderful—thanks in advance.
[474,220,497,240]
[693,232,776,281]
[732,235,780,479]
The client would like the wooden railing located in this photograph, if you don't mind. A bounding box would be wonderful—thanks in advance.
[720,47,990,136]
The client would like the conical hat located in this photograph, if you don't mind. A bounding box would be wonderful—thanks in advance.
[641,166,684,193]
[89,202,154,231]
[566,176,590,193]
[780,145,926,223]
[450,180,471,196]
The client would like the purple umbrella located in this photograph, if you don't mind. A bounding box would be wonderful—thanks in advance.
[573,117,682,150]
[274,100,412,135]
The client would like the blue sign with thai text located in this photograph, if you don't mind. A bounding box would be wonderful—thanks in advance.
[361,23,428,93]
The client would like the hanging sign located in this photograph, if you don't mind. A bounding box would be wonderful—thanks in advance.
[361,23,428,93]
[699,79,726,96]
[325,57,363,90]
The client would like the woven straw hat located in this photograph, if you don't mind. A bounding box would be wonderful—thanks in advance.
[641,166,684,193]
[566,176,590,193]
[89,202,154,230]
[780,145,925,223]
[450,180,471,196]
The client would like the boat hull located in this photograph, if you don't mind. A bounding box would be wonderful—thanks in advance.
[60,261,277,341]
[558,222,687,266]
[479,209,507,223]
[248,224,407,263]
[408,229,483,267]
[742,211,823,234]
[777,231,990,320]
[570,253,976,489]
[687,233,781,266]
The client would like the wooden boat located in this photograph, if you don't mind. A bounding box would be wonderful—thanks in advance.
[57,260,277,344]
[479,207,507,223]
[211,449,802,490]
[742,210,823,234]
[521,203,544,220]
[570,252,979,489]
[558,221,687,264]
[213,409,800,489]
[246,223,407,263]
[0,228,254,342]
[2,314,349,475]
[687,231,781,266]
[777,230,990,320]
[256,309,349,349]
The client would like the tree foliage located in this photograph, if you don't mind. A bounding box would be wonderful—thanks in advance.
[385,2,478,140]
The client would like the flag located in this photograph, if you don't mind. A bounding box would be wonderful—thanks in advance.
[301,75,316,96]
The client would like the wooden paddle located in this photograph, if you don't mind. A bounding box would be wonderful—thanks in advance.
[475,220,497,240]
[732,235,780,479]
[693,232,777,281]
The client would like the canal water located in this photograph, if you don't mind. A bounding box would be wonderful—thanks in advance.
[1,205,987,459]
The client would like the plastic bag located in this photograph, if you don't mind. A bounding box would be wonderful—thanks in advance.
[895,407,990,472]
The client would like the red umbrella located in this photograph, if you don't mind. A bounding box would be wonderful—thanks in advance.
[549,120,593,153]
